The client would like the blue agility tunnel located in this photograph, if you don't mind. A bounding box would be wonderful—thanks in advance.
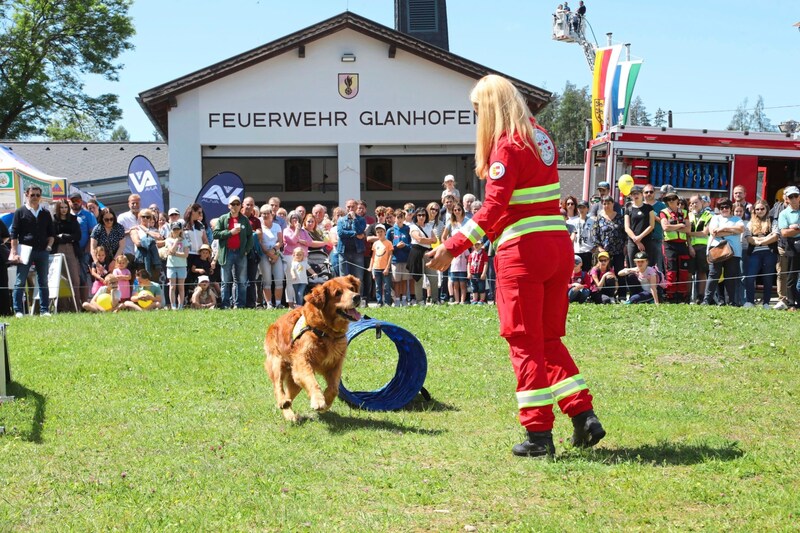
[339,318,427,411]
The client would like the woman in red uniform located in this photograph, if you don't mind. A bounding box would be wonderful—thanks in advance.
[427,74,605,457]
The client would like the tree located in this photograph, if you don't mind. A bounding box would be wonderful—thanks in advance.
[44,111,104,141]
[628,97,651,126]
[750,95,775,132]
[0,0,135,139]
[535,81,591,165]
[110,125,130,141]
[727,98,750,131]
[653,108,667,128]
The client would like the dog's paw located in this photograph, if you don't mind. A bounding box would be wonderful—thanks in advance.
[281,408,298,422]
[309,396,328,411]
[278,399,292,409]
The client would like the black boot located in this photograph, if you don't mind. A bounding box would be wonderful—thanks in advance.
[570,409,606,448]
[512,430,555,458]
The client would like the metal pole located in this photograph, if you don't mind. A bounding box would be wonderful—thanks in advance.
[625,43,631,61]
[668,110,673,128]
[606,32,613,46]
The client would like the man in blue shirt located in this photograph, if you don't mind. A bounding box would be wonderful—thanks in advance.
[69,191,97,303]
[336,199,366,292]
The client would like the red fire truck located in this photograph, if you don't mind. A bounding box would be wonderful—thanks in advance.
[583,125,800,205]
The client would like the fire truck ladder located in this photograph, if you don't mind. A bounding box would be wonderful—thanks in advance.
[552,13,600,71]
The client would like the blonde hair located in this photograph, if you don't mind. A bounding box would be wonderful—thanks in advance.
[470,74,538,179]
[748,199,772,235]
[115,254,128,266]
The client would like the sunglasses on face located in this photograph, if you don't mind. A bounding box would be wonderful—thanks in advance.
[230,202,241,206]
[29,193,41,198]
[141,215,152,219]
[103,217,114,222]
[644,191,654,195]
[566,202,575,205]
[599,258,609,263]
[788,194,800,199]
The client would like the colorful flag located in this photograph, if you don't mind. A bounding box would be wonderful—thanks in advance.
[619,60,642,125]
[591,44,622,137]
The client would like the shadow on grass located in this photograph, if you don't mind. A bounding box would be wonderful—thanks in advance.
[318,411,446,436]
[6,381,46,443]
[575,439,744,466]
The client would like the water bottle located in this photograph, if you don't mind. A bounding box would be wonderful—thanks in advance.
[133,277,139,295]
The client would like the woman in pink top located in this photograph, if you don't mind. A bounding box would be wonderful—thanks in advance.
[281,211,311,306]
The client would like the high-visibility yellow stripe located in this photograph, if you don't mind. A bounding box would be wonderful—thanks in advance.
[516,387,554,409]
[509,183,562,205]
[550,374,589,402]
[458,218,486,244]
[494,215,567,249]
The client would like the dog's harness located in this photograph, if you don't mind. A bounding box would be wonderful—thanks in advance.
[291,315,344,347]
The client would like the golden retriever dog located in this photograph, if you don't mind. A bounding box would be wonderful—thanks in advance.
[264,275,362,421]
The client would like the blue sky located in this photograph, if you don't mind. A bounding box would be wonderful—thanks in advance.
[90,0,800,140]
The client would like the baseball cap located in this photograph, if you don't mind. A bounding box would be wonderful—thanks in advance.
[634,251,649,261]
[198,244,212,253]
[170,221,183,230]
[597,181,610,189]
[443,174,455,183]
[597,251,610,260]
[785,185,800,197]
[228,195,242,204]
[574,255,583,265]
[577,200,590,208]
[168,208,180,216]
[660,184,676,195]
[68,190,82,199]
[630,185,644,194]
[375,224,386,231]
[197,275,210,283]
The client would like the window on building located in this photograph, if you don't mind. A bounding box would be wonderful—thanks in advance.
[366,159,393,191]
[285,159,312,192]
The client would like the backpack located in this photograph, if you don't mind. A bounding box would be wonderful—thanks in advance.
[649,266,668,290]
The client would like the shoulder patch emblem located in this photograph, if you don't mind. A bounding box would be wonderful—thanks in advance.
[535,129,556,167]
[489,162,506,180]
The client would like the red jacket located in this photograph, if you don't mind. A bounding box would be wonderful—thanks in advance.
[444,125,563,257]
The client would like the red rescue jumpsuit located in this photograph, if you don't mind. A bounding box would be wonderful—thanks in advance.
[443,125,594,432]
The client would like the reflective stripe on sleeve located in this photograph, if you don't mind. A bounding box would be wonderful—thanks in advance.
[509,183,562,205]
[458,217,486,245]
[550,374,589,402]
[494,215,567,249]
[516,387,554,409]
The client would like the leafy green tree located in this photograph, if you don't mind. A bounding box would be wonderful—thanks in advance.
[110,125,130,141]
[535,81,591,165]
[0,0,135,139]
[44,111,103,141]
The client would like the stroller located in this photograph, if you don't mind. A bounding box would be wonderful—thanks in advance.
[307,248,334,290]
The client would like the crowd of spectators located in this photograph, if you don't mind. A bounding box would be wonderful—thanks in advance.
[4,176,798,315]
[1,176,499,315]
[562,180,800,310]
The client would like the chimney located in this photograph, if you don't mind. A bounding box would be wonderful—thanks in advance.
[395,0,449,51]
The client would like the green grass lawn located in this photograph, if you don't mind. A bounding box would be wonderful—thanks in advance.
[1,305,798,531]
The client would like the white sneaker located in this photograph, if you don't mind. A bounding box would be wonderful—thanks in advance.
[742,302,754,308]
[41,312,51,317]
[774,301,789,311]
[14,312,23,319]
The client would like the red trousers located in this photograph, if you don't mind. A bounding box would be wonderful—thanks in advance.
[494,233,594,431]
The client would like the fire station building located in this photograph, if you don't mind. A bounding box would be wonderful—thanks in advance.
[137,8,551,210]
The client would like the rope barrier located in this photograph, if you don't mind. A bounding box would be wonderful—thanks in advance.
[339,318,428,411]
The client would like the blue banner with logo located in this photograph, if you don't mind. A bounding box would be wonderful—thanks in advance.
[127,155,164,212]
[195,171,245,222]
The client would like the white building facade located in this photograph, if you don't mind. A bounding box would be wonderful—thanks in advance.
[138,12,550,211]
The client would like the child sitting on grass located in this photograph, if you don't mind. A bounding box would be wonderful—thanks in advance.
[190,275,217,309]
[82,274,122,313]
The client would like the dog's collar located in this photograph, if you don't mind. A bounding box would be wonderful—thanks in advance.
[291,315,345,347]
